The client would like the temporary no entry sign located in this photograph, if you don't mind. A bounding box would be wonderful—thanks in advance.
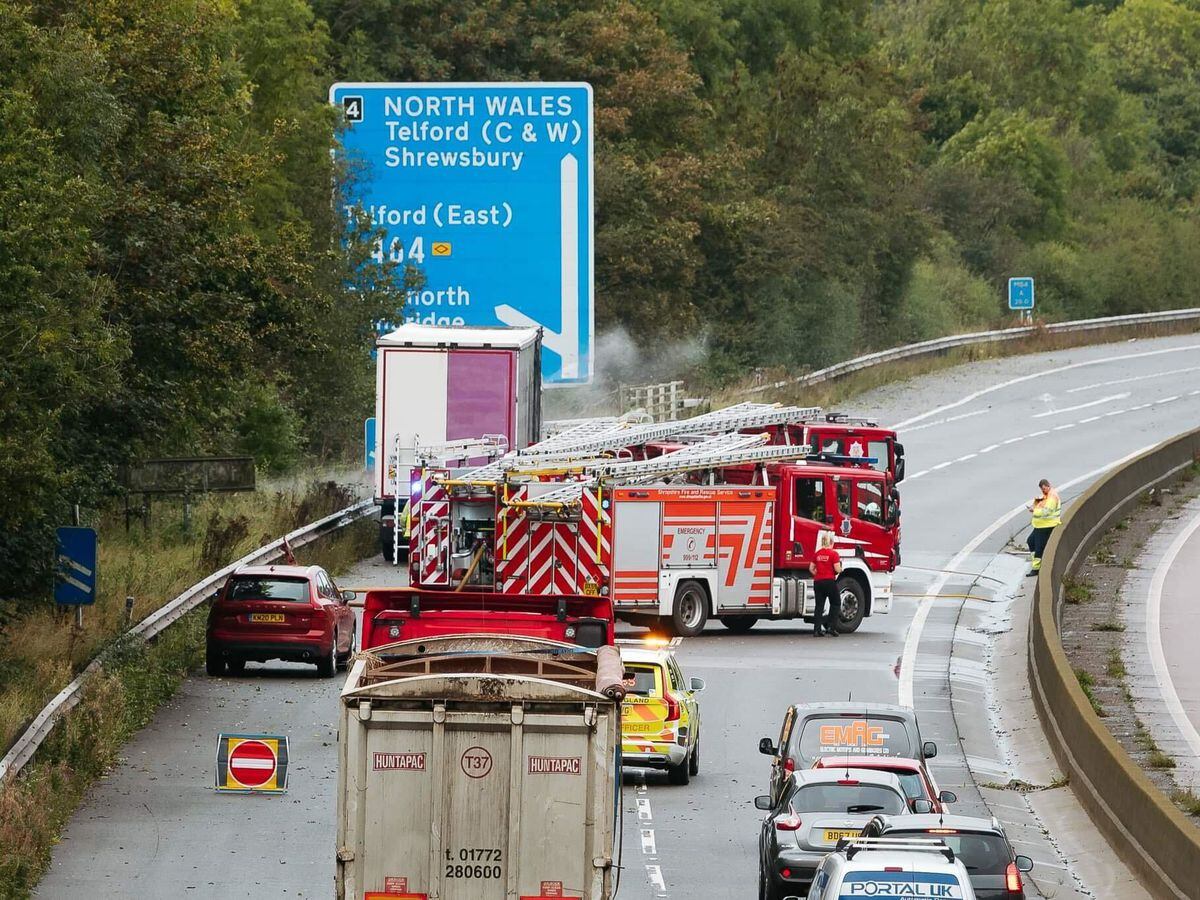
[328,82,594,385]
[214,733,289,793]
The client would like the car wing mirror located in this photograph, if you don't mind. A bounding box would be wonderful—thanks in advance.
[758,737,777,756]
[689,676,706,692]
[340,589,355,604]
[1015,855,1034,873]
[911,799,934,814]
[938,790,957,804]
[922,741,938,760]
[754,795,772,811]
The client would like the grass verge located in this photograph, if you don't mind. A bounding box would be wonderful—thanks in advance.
[0,482,374,898]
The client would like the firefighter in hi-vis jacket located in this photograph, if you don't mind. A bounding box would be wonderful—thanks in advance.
[1026,478,1062,575]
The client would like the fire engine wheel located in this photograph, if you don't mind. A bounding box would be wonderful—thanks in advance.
[668,580,709,637]
[836,578,867,633]
[719,616,758,633]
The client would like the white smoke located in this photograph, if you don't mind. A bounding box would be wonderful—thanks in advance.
[544,326,709,419]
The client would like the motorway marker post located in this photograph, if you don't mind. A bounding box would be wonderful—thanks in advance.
[214,733,289,793]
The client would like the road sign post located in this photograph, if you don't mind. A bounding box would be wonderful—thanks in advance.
[1008,276,1035,323]
[329,82,594,385]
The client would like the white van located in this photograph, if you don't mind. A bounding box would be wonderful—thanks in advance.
[804,837,977,900]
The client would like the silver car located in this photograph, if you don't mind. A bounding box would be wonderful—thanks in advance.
[755,768,925,899]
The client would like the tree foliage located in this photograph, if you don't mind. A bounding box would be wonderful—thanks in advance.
[7,0,1200,594]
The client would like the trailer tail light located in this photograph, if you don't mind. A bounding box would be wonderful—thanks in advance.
[783,757,795,773]
[663,691,681,722]
[1005,862,1022,893]
[774,813,803,831]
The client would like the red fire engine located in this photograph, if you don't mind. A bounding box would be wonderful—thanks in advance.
[403,403,900,636]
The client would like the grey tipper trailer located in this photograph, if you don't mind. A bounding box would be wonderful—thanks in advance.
[337,635,624,900]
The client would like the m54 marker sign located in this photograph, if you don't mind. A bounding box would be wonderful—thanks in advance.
[330,82,594,385]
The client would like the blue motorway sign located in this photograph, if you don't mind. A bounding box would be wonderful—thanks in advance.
[364,416,376,471]
[329,82,594,385]
[55,526,97,606]
[1008,276,1035,310]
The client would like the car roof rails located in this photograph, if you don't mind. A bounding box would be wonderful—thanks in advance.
[837,836,955,864]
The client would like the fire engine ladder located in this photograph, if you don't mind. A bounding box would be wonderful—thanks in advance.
[512,402,824,463]
[505,433,813,516]
[412,435,509,466]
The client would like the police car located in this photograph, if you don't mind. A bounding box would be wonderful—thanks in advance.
[803,837,977,900]
[617,638,705,784]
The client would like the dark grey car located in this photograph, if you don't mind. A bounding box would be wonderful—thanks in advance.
[860,813,1034,899]
[759,702,937,803]
[755,769,921,899]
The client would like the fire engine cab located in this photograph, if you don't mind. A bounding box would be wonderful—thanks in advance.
[403,403,900,637]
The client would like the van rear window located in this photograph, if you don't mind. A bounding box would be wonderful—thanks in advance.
[227,577,310,602]
[798,716,912,759]
[839,871,964,898]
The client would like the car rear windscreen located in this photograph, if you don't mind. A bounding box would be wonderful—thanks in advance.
[891,830,1012,875]
[798,716,912,759]
[622,665,659,697]
[791,783,906,815]
[227,577,309,602]
[839,871,965,898]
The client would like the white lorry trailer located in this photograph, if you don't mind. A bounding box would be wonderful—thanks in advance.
[374,324,543,560]
[336,634,624,900]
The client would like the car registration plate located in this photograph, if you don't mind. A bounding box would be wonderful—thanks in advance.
[823,829,860,843]
[249,613,285,623]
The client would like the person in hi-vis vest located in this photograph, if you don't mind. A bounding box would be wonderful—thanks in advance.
[1026,479,1062,575]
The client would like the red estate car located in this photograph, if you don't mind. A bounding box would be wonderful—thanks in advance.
[812,755,957,813]
[205,564,357,677]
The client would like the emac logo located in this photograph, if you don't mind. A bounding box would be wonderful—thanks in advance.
[819,721,885,747]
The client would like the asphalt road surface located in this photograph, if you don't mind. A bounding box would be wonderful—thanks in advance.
[38,332,1200,899]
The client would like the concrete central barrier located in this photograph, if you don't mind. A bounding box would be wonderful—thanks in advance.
[1029,429,1200,900]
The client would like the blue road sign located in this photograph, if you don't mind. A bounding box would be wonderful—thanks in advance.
[1008,276,1035,311]
[329,82,594,385]
[365,417,376,471]
[55,527,97,606]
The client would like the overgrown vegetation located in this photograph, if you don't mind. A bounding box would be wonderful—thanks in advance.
[1064,576,1095,605]
[1075,667,1106,717]
[1172,789,1200,817]
[0,488,374,896]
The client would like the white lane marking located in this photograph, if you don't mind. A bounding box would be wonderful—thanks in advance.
[1027,430,1050,438]
[646,865,667,892]
[1066,364,1200,393]
[930,462,952,471]
[1002,437,1022,445]
[889,344,1200,430]
[898,444,1157,707]
[1156,395,1180,404]
[980,444,1000,453]
[1053,424,1075,431]
[1103,409,1126,417]
[956,453,977,462]
[1031,392,1130,418]
[903,408,990,434]
[640,828,657,854]
[1145,512,1200,761]
[636,797,652,821]
[1191,389,1200,395]
[1079,415,1102,423]
[908,470,929,480]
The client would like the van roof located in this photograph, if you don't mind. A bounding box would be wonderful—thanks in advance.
[842,848,966,874]
[377,323,542,350]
